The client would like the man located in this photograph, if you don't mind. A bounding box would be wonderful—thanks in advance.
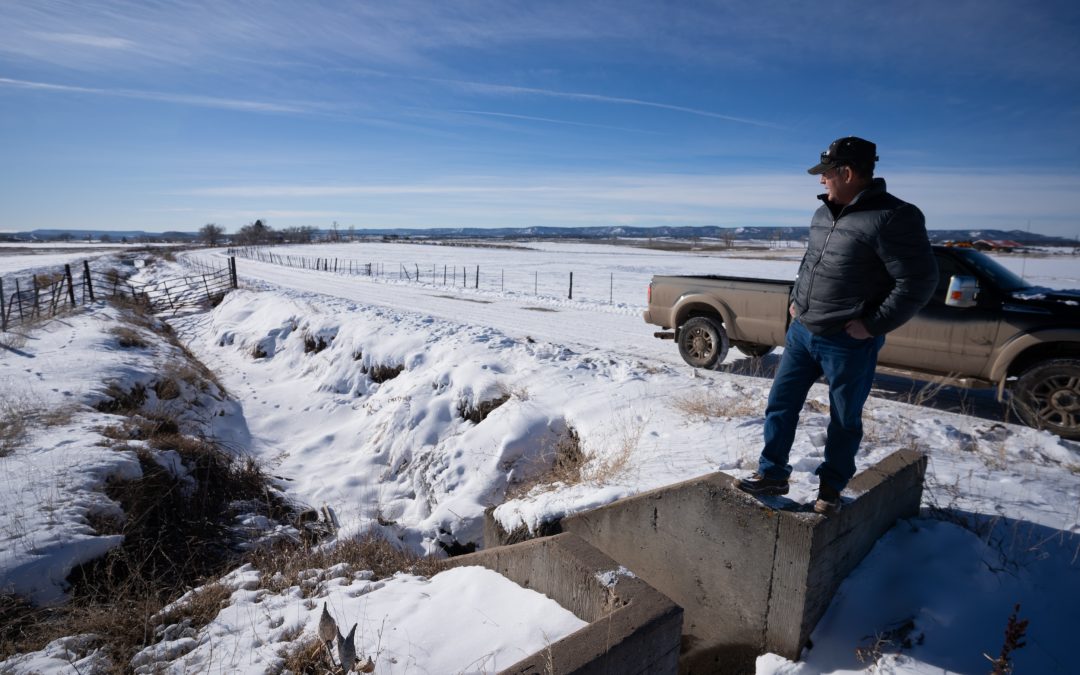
[736,136,937,515]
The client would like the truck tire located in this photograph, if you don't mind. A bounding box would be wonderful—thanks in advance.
[734,342,776,358]
[1012,358,1080,440]
[678,316,729,369]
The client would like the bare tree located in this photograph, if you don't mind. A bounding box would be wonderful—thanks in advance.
[199,223,225,247]
[235,219,273,245]
[721,229,737,249]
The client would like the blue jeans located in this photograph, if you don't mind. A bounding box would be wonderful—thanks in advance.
[758,319,884,491]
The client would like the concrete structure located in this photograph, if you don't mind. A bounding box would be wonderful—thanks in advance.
[445,532,683,674]
[486,449,927,673]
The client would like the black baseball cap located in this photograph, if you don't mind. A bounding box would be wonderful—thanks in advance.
[807,136,879,175]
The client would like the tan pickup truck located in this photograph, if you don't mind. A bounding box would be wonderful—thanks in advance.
[644,245,1080,439]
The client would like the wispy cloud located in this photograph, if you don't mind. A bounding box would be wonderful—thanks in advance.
[451,109,658,134]
[30,32,136,50]
[437,78,785,129]
[0,77,319,114]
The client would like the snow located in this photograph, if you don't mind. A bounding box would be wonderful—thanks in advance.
[124,565,586,674]
[2,241,1079,673]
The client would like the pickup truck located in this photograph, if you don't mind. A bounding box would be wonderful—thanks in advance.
[644,245,1080,439]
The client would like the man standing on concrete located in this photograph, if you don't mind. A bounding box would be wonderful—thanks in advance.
[736,137,937,515]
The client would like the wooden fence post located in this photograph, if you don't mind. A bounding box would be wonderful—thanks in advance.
[474,266,479,289]
[568,271,573,299]
[0,277,6,331]
[32,275,40,318]
[16,279,25,322]
[83,260,94,302]
[229,257,238,289]
[65,264,76,307]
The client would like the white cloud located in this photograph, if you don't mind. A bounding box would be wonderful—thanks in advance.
[438,79,784,129]
[30,32,136,50]
[0,77,321,114]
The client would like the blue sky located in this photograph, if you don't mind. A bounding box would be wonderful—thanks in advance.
[1,1,1079,237]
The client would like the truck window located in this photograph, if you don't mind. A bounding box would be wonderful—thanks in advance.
[950,248,1031,292]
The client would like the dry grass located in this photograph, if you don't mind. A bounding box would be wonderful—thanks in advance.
[248,532,440,598]
[155,582,234,635]
[109,326,148,349]
[277,634,336,674]
[506,425,585,500]
[94,382,148,415]
[153,377,182,401]
[0,397,28,457]
[0,395,80,457]
[1,418,296,668]
[672,388,764,421]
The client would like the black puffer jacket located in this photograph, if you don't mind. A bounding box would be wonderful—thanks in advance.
[790,177,937,336]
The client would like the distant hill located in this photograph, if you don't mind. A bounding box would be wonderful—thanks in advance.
[6,226,1076,246]
[4,229,198,243]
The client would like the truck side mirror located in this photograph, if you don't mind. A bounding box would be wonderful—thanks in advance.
[945,275,979,308]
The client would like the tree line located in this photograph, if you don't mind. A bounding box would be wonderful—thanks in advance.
[199,220,362,247]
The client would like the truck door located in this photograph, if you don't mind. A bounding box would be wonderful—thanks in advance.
[879,250,1000,378]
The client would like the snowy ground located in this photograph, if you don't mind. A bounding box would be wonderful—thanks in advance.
[2,241,1079,673]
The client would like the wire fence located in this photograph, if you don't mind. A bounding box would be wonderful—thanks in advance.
[226,246,632,304]
[1,257,238,332]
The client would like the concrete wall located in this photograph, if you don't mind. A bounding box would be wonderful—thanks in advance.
[487,449,926,673]
[445,532,683,675]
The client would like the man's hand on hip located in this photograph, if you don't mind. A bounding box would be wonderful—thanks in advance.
[844,319,872,339]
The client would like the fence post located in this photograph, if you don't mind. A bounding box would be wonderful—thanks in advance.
[443,265,447,285]
[416,264,419,282]
[229,257,238,289]
[16,279,24,322]
[568,271,573,299]
[162,281,176,311]
[83,260,94,302]
[474,266,479,289]
[0,277,6,331]
[33,275,41,318]
[65,264,76,307]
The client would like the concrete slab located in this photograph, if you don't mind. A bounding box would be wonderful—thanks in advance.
[444,532,683,675]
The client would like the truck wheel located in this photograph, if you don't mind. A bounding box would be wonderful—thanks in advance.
[1012,359,1080,440]
[678,316,729,369]
[735,342,775,358]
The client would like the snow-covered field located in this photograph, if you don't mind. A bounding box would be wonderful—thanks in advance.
[2,241,1078,673]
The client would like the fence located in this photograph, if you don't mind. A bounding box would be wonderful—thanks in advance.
[227,246,629,304]
[1,257,238,332]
